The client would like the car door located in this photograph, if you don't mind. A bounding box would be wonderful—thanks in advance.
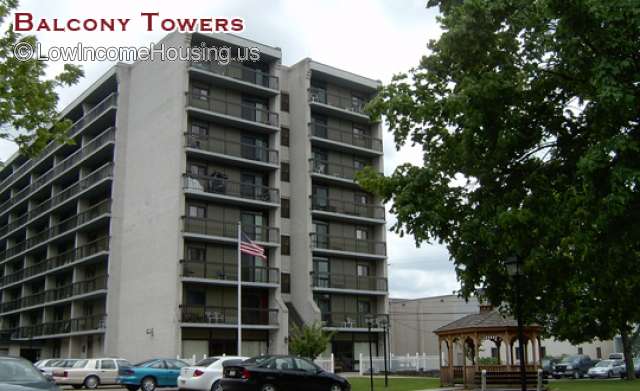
[293,358,326,391]
[98,359,118,384]
[147,360,169,385]
[165,359,189,386]
[265,357,296,391]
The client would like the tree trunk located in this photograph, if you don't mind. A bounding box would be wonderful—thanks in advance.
[621,327,636,380]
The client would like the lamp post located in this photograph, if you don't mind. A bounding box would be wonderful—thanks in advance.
[379,316,389,387]
[365,315,375,391]
[506,256,526,391]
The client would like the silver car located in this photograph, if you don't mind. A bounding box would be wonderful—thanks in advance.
[587,359,625,378]
[53,358,131,389]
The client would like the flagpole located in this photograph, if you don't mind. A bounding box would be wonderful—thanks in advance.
[237,221,242,356]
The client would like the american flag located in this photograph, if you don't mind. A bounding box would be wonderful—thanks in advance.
[240,232,266,259]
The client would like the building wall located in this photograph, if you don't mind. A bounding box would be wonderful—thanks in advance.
[389,295,618,360]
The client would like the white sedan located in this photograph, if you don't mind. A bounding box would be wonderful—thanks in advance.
[178,356,247,391]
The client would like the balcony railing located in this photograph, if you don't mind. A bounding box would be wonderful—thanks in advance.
[182,260,279,284]
[182,217,279,244]
[0,199,111,264]
[185,133,279,164]
[183,174,279,204]
[188,94,279,127]
[0,275,108,313]
[320,312,388,329]
[191,61,279,90]
[0,163,114,239]
[312,272,387,292]
[0,93,117,194]
[11,314,105,339]
[309,122,382,152]
[310,195,385,220]
[309,159,369,181]
[309,88,369,114]
[310,233,386,256]
[180,304,278,326]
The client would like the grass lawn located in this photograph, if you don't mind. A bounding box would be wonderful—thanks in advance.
[551,379,640,391]
[348,377,441,391]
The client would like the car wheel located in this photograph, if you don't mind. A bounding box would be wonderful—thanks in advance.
[211,380,223,391]
[141,376,157,391]
[261,384,277,391]
[330,384,343,391]
[84,375,100,389]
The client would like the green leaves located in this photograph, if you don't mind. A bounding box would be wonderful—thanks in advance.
[288,322,335,360]
[358,0,640,370]
[0,0,83,157]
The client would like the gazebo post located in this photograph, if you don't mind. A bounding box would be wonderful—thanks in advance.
[474,333,480,371]
[447,336,454,386]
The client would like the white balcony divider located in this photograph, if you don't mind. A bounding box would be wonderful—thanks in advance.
[358,353,440,376]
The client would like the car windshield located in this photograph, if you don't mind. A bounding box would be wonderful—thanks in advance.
[195,357,220,367]
[561,357,579,364]
[0,359,48,384]
[243,356,271,365]
[595,360,613,367]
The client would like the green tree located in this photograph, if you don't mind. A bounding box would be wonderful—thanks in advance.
[359,0,639,379]
[0,0,83,157]
[288,322,334,360]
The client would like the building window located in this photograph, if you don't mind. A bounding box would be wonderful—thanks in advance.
[578,347,583,355]
[357,264,370,277]
[281,93,290,112]
[187,204,207,219]
[281,273,291,293]
[186,245,206,261]
[281,235,290,255]
[281,127,290,147]
[281,162,290,182]
[355,227,369,240]
[596,347,602,359]
[281,198,290,218]
[188,162,207,177]
[354,159,367,171]
[185,290,206,305]
[192,85,209,101]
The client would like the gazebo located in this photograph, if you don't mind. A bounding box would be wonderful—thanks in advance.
[435,305,543,387]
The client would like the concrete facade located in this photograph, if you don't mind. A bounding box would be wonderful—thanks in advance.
[389,295,617,361]
[0,32,388,367]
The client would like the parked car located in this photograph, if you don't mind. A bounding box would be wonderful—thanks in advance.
[40,359,78,377]
[552,354,594,379]
[621,357,640,378]
[609,353,624,360]
[53,357,131,389]
[586,359,625,378]
[177,356,247,391]
[0,356,60,390]
[541,357,560,378]
[117,358,190,391]
[35,359,61,369]
[220,355,351,391]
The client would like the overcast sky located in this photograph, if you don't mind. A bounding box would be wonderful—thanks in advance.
[2,0,461,299]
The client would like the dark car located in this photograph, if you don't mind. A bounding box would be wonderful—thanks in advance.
[220,355,350,391]
[0,356,61,390]
[541,357,560,378]
[552,354,594,379]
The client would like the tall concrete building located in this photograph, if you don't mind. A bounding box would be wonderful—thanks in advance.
[0,32,388,370]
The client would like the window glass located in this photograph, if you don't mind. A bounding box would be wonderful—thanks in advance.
[357,264,370,277]
[149,360,166,369]
[280,127,290,147]
[281,162,290,182]
[193,86,209,101]
[185,290,206,306]
[294,358,319,373]
[187,246,206,261]
[356,228,368,240]
[100,360,116,370]
[281,93,290,112]
[190,122,209,136]
[267,357,294,370]
[281,198,290,218]
[281,235,290,255]
[281,273,291,294]
[188,205,207,218]
[72,360,88,368]
[116,360,131,368]
[166,360,189,369]
[188,163,207,177]
[195,357,219,367]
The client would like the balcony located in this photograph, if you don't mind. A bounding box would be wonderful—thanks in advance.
[182,217,280,246]
[0,93,117,195]
[309,122,382,155]
[312,272,387,294]
[180,304,278,328]
[310,233,386,258]
[308,88,372,123]
[0,275,108,315]
[310,159,370,188]
[184,133,278,169]
[321,312,388,330]
[0,199,111,265]
[0,163,113,241]
[190,61,279,95]
[187,95,279,132]
[0,237,109,289]
[183,175,279,209]
[310,195,385,224]
[182,260,279,287]
[0,127,115,220]
[10,314,105,340]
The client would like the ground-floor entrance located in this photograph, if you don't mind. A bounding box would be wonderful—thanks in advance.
[182,328,270,360]
[331,331,381,372]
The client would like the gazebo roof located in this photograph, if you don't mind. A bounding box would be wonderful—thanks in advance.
[435,307,540,334]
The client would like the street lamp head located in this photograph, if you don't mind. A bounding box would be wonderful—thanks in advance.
[364,314,376,327]
[505,256,522,277]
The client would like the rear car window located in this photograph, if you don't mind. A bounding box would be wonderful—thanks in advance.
[72,360,88,368]
[195,357,219,367]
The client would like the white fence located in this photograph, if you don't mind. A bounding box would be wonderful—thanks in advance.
[359,353,440,376]
[177,354,335,374]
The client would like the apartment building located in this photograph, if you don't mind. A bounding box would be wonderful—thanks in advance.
[0,32,388,369]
